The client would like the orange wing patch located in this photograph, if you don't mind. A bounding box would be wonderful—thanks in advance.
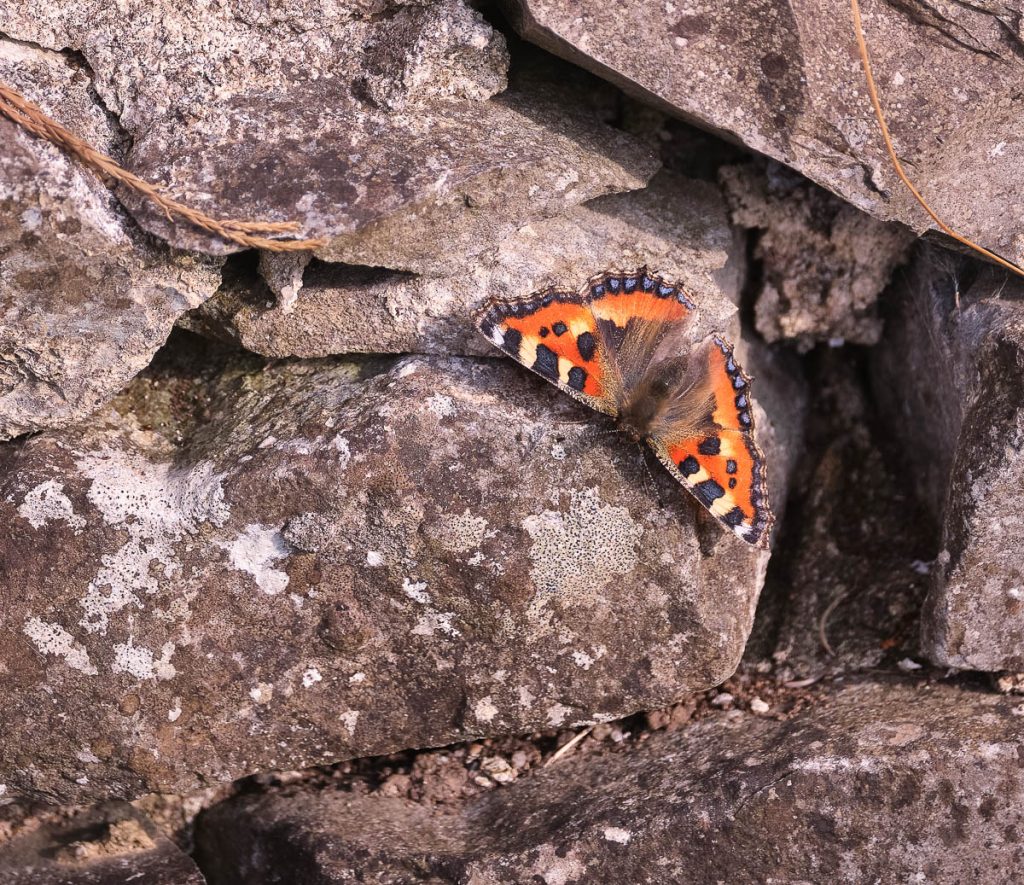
[476,288,612,411]
[586,270,696,330]
[650,338,772,547]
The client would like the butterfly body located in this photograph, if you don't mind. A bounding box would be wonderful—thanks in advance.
[477,269,773,548]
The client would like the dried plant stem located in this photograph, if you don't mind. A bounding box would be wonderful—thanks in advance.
[850,0,1024,280]
[0,82,326,253]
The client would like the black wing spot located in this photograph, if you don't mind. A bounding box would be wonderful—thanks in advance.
[726,459,738,474]
[697,437,721,456]
[693,479,725,507]
[728,478,737,489]
[552,321,568,336]
[576,331,597,362]
[539,326,550,338]
[567,366,587,391]
[724,506,746,527]
[679,455,700,476]
[501,327,522,355]
[534,343,559,379]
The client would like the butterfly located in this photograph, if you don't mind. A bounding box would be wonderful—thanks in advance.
[476,268,773,547]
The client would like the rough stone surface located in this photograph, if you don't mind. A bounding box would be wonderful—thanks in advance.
[194,680,1024,884]
[501,0,1024,266]
[0,40,221,440]
[0,0,657,264]
[722,161,913,350]
[0,335,802,804]
[874,251,1024,671]
[0,802,205,884]
[193,171,744,358]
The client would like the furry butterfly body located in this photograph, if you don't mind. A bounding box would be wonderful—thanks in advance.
[477,268,773,547]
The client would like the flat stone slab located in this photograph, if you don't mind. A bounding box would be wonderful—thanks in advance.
[0,40,221,440]
[0,0,657,264]
[194,679,1024,883]
[0,341,801,804]
[0,802,205,885]
[200,171,743,358]
[874,252,1024,671]
[502,0,1024,266]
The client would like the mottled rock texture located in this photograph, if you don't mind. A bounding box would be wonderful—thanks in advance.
[0,40,220,440]
[722,162,913,350]
[501,0,1024,266]
[194,680,1024,884]
[193,171,743,358]
[0,802,205,885]
[0,0,657,263]
[874,251,1024,671]
[0,336,802,804]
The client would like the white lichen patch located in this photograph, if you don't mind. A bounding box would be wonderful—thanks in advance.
[602,827,632,844]
[302,667,322,688]
[340,710,360,735]
[425,393,457,418]
[366,550,384,567]
[412,610,461,638]
[217,523,291,595]
[429,509,489,554]
[112,637,177,681]
[522,488,642,599]
[474,696,499,723]
[23,618,97,675]
[330,434,351,468]
[250,682,274,704]
[76,450,230,633]
[546,703,571,727]
[17,480,85,531]
[402,578,431,604]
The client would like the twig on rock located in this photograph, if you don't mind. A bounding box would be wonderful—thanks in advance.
[544,725,593,768]
[850,0,1024,280]
[0,82,327,253]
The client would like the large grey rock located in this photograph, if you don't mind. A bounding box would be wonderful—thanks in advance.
[194,680,1024,884]
[194,171,743,358]
[0,0,657,264]
[501,0,1024,266]
[0,40,221,440]
[0,802,205,884]
[0,333,802,804]
[874,250,1024,671]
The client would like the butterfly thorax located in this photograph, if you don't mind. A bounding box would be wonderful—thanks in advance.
[615,357,688,443]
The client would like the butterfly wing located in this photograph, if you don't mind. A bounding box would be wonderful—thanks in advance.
[476,269,697,417]
[646,336,773,548]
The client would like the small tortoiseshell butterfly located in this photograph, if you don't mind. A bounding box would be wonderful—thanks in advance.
[477,268,773,547]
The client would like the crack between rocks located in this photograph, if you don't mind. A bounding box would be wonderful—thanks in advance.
[729,767,796,820]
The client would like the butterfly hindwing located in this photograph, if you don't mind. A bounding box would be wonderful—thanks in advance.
[648,337,772,547]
